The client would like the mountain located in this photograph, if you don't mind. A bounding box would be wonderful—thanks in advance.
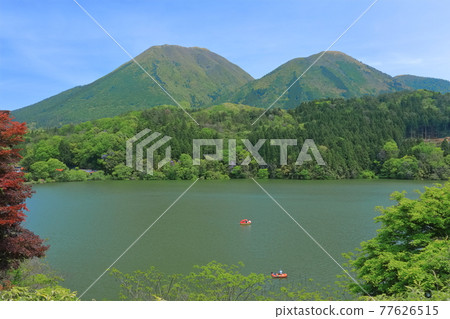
[394,75,450,93]
[12,45,253,127]
[229,51,409,108]
[12,46,450,128]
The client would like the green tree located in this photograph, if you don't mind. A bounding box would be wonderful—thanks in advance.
[161,162,179,180]
[46,158,68,181]
[111,164,134,180]
[29,161,50,180]
[359,170,377,179]
[89,170,107,181]
[67,169,89,182]
[33,137,61,162]
[29,158,68,181]
[380,140,400,161]
[57,138,73,166]
[345,182,450,298]
[256,168,269,179]
[381,156,419,179]
[98,151,125,174]
[176,154,199,180]
[412,142,449,179]
[230,166,244,178]
[198,159,229,180]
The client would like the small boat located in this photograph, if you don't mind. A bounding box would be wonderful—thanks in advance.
[271,272,288,278]
[240,219,252,225]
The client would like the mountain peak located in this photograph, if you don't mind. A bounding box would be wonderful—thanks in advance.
[12,45,253,127]
[320,50,348,56]
[231,51,407,108]
[11,46,450,127]
[313,51,360,62]
[140,44,211,55]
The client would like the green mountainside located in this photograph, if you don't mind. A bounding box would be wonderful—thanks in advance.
[394,74,450,93]
[230,51,408,108]
[11,46,450,127]
[12,45,253,127]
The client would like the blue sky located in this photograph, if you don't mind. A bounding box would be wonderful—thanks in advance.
[1,0,450,110]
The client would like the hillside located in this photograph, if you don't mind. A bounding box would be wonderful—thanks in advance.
[230,51,408,108]
[12,46,450,127]
[22,90,450,181]
[394,75,450,93]
[12,45,253,127]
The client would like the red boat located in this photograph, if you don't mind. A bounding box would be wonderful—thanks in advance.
[240,219,252,225]
[271,273,288,278]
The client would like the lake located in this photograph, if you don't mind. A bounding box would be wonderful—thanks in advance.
[24,179,437,300]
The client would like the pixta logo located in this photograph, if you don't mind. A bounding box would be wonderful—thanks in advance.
[126,129,172,175]
[127,130,326,175]
[193,139,326,166]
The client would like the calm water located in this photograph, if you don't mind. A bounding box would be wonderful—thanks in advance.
[24,179,436,300]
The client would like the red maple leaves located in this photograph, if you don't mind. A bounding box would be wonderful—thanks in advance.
[0,112,48,276]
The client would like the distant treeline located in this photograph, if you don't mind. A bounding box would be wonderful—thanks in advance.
[20,90,449,182]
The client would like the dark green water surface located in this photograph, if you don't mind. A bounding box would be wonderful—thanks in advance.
[24,179,437,300]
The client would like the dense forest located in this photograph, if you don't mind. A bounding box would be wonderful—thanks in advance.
[20,90,449,182]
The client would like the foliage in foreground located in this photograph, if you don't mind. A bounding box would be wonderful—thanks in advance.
[0,286,77,301]
[110,261,341,301]
[344,182,450,300]
[0,259,77,301]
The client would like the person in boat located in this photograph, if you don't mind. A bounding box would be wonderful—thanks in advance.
[279,270,283,275]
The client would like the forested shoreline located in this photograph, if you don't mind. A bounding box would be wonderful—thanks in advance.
[20,90,449,182]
